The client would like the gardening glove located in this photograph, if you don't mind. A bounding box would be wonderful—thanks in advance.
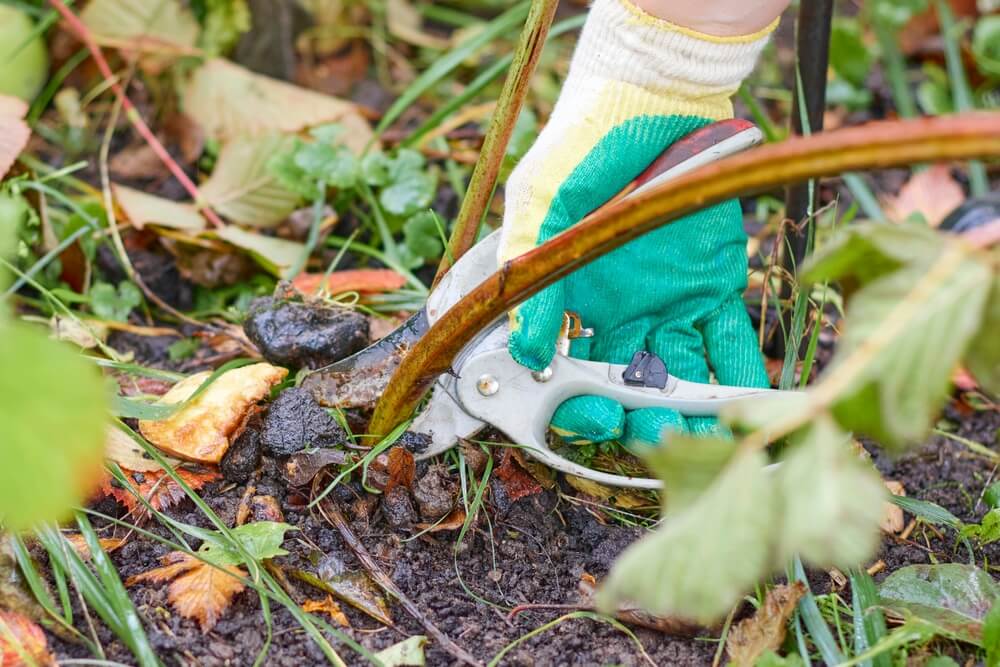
[499,0,775,447]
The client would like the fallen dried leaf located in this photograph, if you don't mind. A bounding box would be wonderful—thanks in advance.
[127,551,245,632]
[109,143,169,180]
[881,480,906,534]
[99,467,220,516]
[726,582,806,666]
[182,58,373,153]
[374,634,427,667]
[565,474,649,510]
[494,449,542,503]
[49,315,107,349]
[0,610,53,666]
[302,595,350,627]
[199,134,300,227]
[283,448,351,486]
[413,508,467,533]
[63,534,125,561]
[138,363,287,463]
[577,572,704,636]
[105,426,181,472]
[292,269,408,296]
[80,0,199,60]
[249,495,285,524]
[292,567,392,626]
[0,95,30,180]
[113,184,206,231]
[385,447,415,495]
[213,226,305,276]
[883,164,966,227]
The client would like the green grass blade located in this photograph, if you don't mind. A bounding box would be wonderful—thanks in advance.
[889,495,962,529]
[850,568,890,667]
[793,556,846,666]
[935,0,989,196]
[842,173,887,222]
[372,2,530,142]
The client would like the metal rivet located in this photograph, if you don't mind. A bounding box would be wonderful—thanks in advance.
[531,367,553,383]
[477,374,499,396]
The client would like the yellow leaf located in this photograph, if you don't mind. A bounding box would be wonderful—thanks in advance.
[0,610,53,666]
[182,58,374,153]
[80,0,199,60]
[105,425,181,472]
[113,184,206,231]
[303,595,350,627]
[138,363,287,463]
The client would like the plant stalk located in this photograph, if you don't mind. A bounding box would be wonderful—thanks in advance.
[369,113,1000,436]
[432,0,560,286]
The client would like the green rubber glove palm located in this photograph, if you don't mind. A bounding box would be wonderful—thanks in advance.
[499,0,775,447]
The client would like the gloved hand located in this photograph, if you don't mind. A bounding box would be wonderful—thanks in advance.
[499,0,775,447]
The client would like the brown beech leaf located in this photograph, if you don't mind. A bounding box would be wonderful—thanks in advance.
[303,595,350,627]
[99,467,220,516]
[0,610,53,666]
[726,582,806,666]
[138,363,287,463]
[127,551,245,632]
[494,449,542,503]
[385,447,415,495]
[0,95,30,180]
[882,164,965,227]
[414,508,467,533]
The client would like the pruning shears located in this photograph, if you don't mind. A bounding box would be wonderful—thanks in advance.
[304,119,801,489]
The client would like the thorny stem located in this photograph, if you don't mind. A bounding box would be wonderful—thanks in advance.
[433,0,560,286]
[370,113,1000,436]
[47,0,225,229]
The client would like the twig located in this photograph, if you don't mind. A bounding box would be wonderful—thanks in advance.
[433,0,560,285]
[313,488,484,667]
[46,0,225,229]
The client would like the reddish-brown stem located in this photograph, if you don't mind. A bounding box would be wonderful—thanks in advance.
[369,113,1000,436]
[47,0,225,229]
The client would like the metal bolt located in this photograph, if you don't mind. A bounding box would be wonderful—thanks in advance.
[477,374,499,396]
[531,367,553,383]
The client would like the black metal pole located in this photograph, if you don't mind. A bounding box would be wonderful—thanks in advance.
[784,0,834,265]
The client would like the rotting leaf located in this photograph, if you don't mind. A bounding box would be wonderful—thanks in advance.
[63,534,125,561]
[494,449,542,504]
[302,595,350,627]
[105,425,181,473]
[0,95,30,180]
[182,58,373,152]
[385,446,415,495]
[99,467,220,516]
[283,448,351,487]
[880,563,1000,645]
[414,508,467,534]
[200,134,301,227]
[112,184,206,231]
[127,551,245,632]
[0,610,53,666]
[292,567,392,626]
[578,572,703,636]
[138,363,287,464]
[374,635,427,667]
[883,164,965,227]
[726,582,806,667]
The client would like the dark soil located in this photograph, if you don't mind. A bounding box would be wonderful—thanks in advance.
[43,402,999,667]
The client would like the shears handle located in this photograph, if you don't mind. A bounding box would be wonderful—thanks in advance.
[453,329,803,489]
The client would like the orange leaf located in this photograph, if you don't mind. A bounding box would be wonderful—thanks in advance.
[883,164,965,227]
[0,611,53,667]
[292,269,406,296]
[0,96,30,181]
[494,449,542,503]
[384,446,415,495]
[128,552,245,632]
[99,467,220,517]
[303,595,350,627]
[414,508,467,533]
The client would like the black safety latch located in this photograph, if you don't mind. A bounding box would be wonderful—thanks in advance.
[622,351,668,389]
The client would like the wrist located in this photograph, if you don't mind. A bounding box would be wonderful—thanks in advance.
[631,0,788,37]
